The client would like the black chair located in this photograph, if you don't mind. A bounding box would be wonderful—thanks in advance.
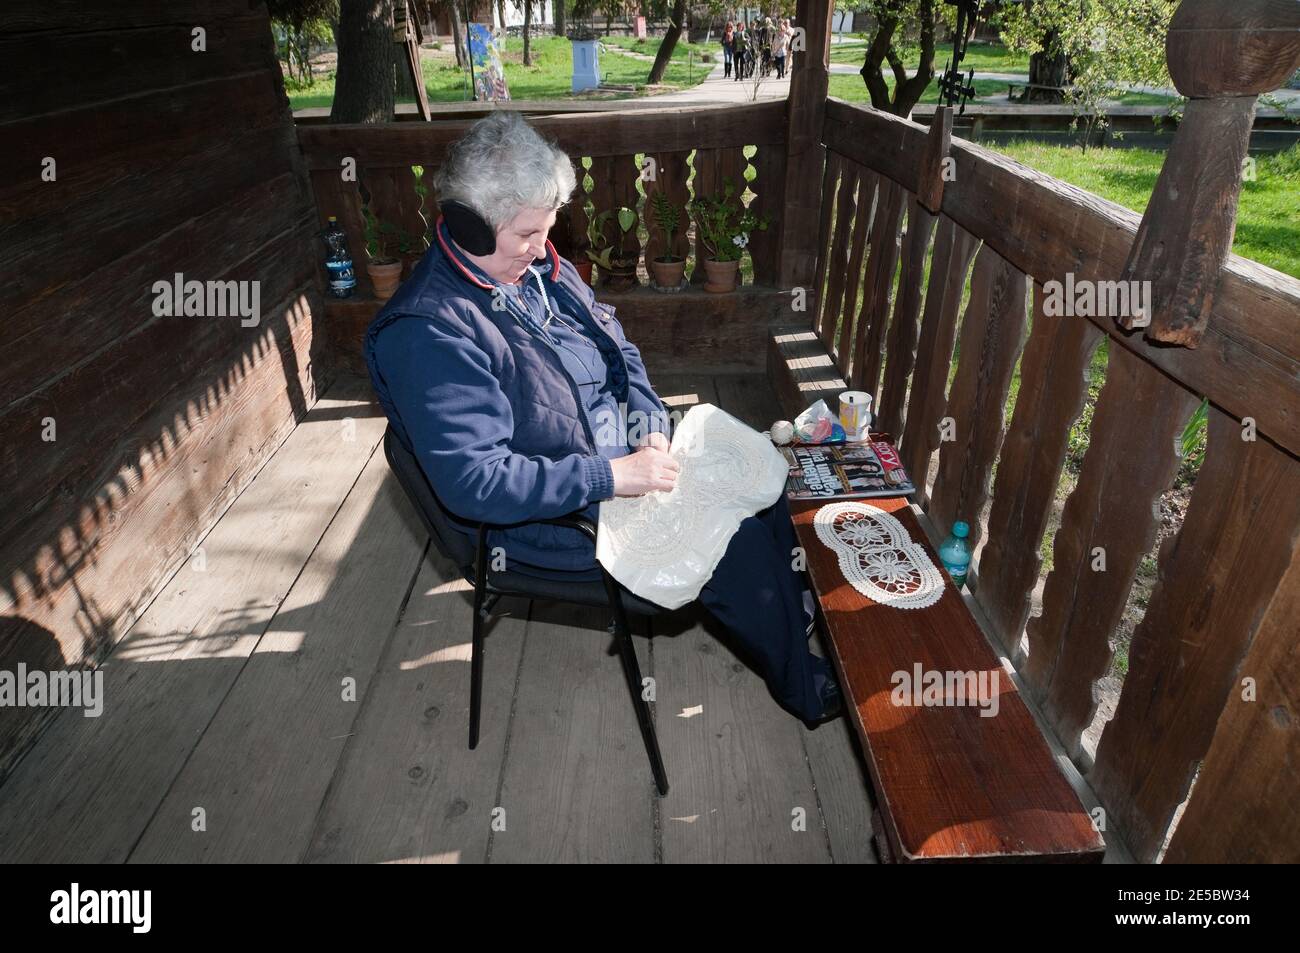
[382,426,669,795]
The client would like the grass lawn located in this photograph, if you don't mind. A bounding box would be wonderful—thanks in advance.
[286,36,709,111]
[602,34,712,63]
[831,39,1030,73]
[829,39,1174,107]
[991,141,1300,279]
[828,73,1008,106]
[828,71,1175,109]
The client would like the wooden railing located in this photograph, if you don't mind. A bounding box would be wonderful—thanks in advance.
[296,101,792,374]
[296,102,788,296]
[809,97,1300,863]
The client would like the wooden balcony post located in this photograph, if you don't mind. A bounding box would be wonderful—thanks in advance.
[1119,0,1300,347]
[777,0,835,289]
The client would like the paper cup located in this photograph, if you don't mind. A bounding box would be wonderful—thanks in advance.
[839,391,873,440]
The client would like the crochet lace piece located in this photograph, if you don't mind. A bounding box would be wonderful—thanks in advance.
[812,502,946,610]
[596,403,789,610]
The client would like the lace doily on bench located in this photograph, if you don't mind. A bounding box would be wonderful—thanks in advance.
[813,502,946,610]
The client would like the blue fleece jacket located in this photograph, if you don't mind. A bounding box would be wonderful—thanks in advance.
[364,220,671,571]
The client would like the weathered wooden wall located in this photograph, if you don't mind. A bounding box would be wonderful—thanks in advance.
[0,1,325,780]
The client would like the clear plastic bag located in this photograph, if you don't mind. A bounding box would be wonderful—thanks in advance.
[793,399,846,445]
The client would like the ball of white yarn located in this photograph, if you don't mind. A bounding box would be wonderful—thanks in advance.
[770,420,795,445]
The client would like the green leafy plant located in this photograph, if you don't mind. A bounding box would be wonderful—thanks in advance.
[649,192,683,262]
[361,205,413,263]
[410,165,431,251]
[1176,396,1209,486]
[585,206,638,270]
[688,178,769,263]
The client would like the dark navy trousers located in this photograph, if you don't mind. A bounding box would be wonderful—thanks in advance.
[697,495,829,722]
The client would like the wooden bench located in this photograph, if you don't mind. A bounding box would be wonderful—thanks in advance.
[770,326,1105,863]
[1006,81,1074,103]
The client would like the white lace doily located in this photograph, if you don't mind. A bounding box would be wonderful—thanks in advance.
[813,502,945,610]
[596,403,789,610]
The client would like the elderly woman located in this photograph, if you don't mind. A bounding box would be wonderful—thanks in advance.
[364,112,840,726]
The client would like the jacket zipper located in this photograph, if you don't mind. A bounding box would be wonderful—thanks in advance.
[501,284,602,453]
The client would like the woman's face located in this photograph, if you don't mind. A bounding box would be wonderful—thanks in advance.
[462,206,556,284]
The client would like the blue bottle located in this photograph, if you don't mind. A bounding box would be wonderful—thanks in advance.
[939,521,971,590]
[323,216,356,299]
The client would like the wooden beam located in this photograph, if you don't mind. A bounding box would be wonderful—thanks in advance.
[915,105,952,214]
[776,0,834,287]
[1119,0,1300,347]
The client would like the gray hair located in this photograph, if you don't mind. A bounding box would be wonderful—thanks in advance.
[434,111,577,231]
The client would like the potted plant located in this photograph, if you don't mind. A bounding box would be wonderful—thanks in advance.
[406,164,432,279]
[559,207,592,284]
[361,204,408,300]
[586,206,639,291]
[647,191,686,290]
[689,178,769,293]
[571,242,594,285]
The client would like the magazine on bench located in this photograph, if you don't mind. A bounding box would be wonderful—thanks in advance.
[781,439,915,500]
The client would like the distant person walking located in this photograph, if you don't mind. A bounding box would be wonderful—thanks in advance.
[732,21,749,81]
[722,21,735,78]
[760,17,774,77]
[773,18,791,79]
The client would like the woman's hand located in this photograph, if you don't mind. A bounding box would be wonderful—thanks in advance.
[610,445,680,497]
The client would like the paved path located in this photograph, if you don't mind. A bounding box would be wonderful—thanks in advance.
[608,41,1299,111]
[595,40,790,104]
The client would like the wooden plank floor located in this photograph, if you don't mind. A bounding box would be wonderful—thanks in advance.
[0,372,878,864]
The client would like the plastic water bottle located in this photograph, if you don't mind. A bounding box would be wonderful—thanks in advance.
[323,216,356,299]
[939,521,971,590]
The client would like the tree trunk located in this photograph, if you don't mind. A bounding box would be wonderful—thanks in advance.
[449,0,466,67]
[554,0,565,37]
[331,0,395,123]
[859,0,937,118]
[523,0,532,65]
[647,0,686,85]
[1026,31,1069,103]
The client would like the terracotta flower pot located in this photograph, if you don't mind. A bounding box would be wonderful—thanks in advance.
[367,259,403,300]
[649,256,686,290]
[572,258,594,285]
[599,256,639,292]
[702,258,739,293]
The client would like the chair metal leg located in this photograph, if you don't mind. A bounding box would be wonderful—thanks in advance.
[601,571,669,796]
[469,526,489,750]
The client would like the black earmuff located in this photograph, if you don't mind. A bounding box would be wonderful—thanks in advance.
[441,199,497,256]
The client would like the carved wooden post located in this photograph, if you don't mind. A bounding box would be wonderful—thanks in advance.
[916,106,954,214]
[1119,0,1300,347]
[777,0,834,288]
